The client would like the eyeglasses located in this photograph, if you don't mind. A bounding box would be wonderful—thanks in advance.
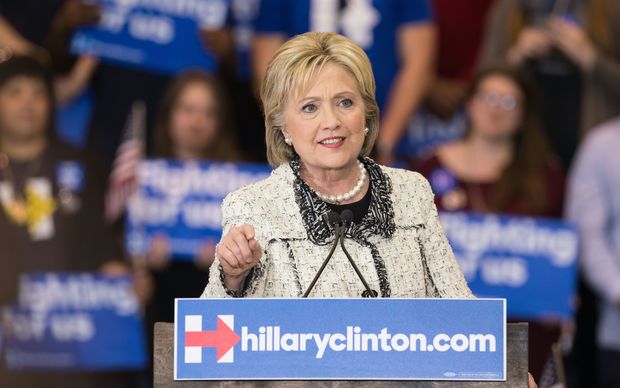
[474,91,519,111]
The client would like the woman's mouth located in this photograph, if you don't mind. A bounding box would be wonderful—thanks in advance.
[318,137,345,148]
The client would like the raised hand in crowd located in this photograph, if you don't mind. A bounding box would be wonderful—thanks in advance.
[50,0,101,32]
[507,26,553,66]
[54,55,99,105]
[46,0,102,73]
[547,16,597,71]
[0,16,49,63]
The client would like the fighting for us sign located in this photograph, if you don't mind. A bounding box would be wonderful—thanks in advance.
[174,298,506,381]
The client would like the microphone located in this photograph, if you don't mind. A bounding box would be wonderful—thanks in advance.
[302,210,378,298]
[302,211,344,297]
[339,210,379,298]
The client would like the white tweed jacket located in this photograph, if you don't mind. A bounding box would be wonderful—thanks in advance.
[201,158,473,299]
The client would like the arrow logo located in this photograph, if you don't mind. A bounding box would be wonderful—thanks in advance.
[185,315,240,363]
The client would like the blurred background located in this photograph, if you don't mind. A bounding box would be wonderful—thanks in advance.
[0,0,619,387]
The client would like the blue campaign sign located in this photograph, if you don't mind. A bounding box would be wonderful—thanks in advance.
[174,298,506,381]
[440,212,579,321]
[70,0,229,74]
[2,273,147,371]
[126,159,271,260]
[398,107,466,157]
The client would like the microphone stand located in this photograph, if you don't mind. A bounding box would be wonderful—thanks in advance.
[302,210,379,298]
[339,210,379,298]
[302,212,343,298]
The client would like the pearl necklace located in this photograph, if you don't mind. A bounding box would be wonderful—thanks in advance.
[312,161,367,204]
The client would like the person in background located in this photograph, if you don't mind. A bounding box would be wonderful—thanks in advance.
[251,0,436,165]
[566,116,620,388]
[479,0,620,170]
[145,70,243,324]
[411,66,564,379]
[480,3,620,384]
[0,56,133,388]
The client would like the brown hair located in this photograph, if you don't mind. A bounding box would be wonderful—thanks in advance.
[260,32,380,167]
[0,55,57,141]
[467,66,556,213]
[153,70,241,161]
[506,0,613,54]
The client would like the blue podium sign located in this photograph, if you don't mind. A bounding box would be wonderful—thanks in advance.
[126,159,271,260]
[2,273,147,371]
[174,298,506,381]
[441,212,579,320]
[70,0,229,74]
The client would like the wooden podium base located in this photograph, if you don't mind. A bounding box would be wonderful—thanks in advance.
[154,322,528,387]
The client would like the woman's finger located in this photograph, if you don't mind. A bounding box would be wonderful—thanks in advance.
[217,244,241,270]
[231,230,253,261]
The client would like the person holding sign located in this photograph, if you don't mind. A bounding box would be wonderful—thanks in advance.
[411,66,565,380]
[201,32,472,300]
[0,56,135,387]
[145,70,243,323]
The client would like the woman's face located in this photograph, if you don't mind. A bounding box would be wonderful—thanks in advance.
[0,76,49,142]
[467,74,525,140]
[170,82,219,158]
[283,63,366,175]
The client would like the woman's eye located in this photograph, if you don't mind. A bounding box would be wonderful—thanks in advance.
[302,103,317,113]
[339,98,353,108]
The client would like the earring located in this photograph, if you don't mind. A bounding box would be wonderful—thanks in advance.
[364,127,369,135]
[284,137,292,146]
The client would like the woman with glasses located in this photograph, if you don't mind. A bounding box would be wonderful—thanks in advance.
[411,66,564,218]
[410,66,564,380]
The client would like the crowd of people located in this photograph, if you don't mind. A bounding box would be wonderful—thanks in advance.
[0,0,619,387]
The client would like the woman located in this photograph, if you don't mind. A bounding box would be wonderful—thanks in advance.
[200,31,472,300]
[411,66,564,380]
[412,66,564,217]
[145,70,242,323]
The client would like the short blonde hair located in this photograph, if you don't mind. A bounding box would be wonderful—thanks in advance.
[260,32,380,167]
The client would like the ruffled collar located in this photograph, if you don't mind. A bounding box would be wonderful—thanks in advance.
[289,157,396,245]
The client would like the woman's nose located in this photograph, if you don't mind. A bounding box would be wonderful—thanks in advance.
[321,104,341,130]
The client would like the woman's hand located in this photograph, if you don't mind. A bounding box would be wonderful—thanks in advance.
[548,17,597,71]
[507,26,553,65]
[55,55,99,105]
[216,224,262,291]
[528,372,537,388]
[146,234,172,270]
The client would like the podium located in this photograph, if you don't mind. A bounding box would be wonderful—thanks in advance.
[154,322,529,387]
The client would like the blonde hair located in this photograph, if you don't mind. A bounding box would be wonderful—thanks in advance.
[260,32,380,167]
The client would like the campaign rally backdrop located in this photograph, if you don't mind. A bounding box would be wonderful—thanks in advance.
[175,298,506,381]
[441,212,579,321]
[126,159,271,260]
[71,0,229,74]
[2,273,146,371]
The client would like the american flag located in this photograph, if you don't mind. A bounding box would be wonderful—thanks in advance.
[104,100,146,223]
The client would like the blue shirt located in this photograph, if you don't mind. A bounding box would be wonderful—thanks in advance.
[254,0,433,109]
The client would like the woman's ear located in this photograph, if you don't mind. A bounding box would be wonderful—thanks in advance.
[281,130,292,145]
